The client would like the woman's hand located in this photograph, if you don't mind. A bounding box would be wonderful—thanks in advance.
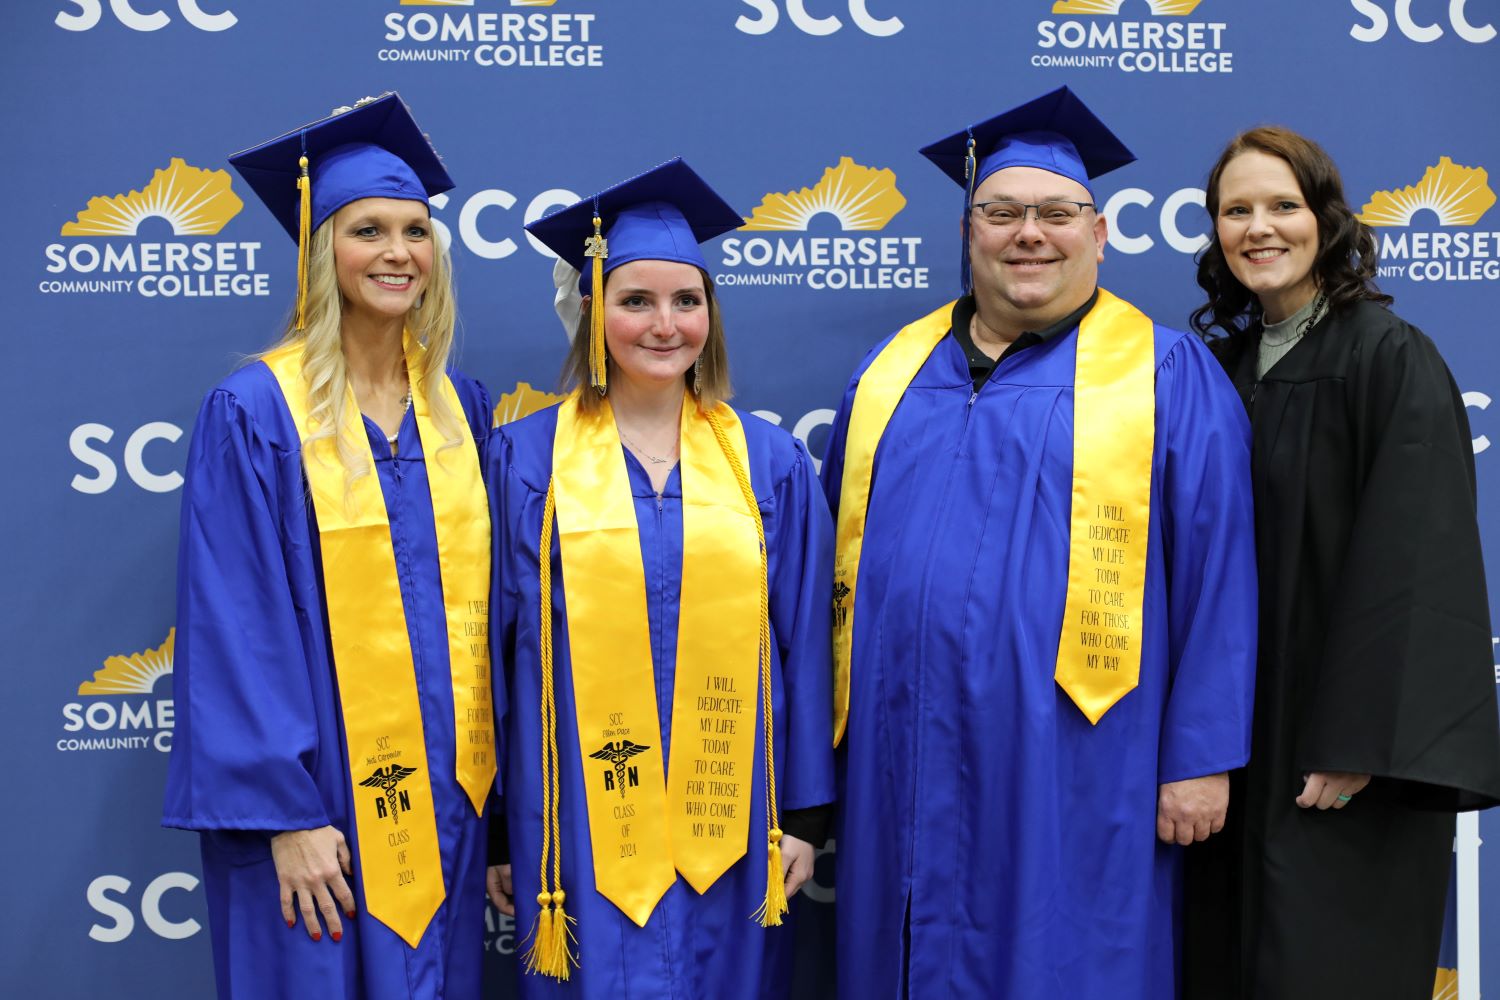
[270,826,355,941]
[779,833,816,900]
[1297,771,1371,810]
[486,864,515,916]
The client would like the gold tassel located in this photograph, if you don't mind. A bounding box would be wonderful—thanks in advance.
[522,896,555,976]
[706,408,786,929]
[296,154,311,331]
[546,891,576,978]
[584,215,608,394]
[757,830,789,928]
[524,483,578,980]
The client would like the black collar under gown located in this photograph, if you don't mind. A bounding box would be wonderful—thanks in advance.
[1183,299,1500,1000]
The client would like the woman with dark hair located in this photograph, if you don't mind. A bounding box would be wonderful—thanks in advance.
[1184,125,1500,999]
[485,158,835,998]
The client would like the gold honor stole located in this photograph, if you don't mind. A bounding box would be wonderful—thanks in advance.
[831,288,1154,740]
[263,337,494,946]
[550,394,763,927]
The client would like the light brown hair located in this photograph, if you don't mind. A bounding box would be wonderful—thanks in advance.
[560,266,732,413]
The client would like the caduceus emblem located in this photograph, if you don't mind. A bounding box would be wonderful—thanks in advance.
[832,581,851,629]
[359,764,418,825]
[589,740,650,799]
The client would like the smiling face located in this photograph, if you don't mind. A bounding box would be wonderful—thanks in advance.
[967,165,1107,332]
[331,197,434,323]
[596,259,710,391]
[1214,150,1321,324]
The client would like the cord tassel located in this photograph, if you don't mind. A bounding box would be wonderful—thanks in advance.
[524,483,578,980]
[523,898,556,976]
[296,154,311,330]
[756,830,789,928]
[585,214,608,394]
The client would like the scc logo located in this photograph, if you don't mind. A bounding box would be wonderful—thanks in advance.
[71,422,184,494]
[430,187,579,262]
[56,0,236,31]
[1468,391,1492,455]
[735,0,904,36]
[1349,0,1495,42]
[1100,187,1210,255]
[88,872,201,942]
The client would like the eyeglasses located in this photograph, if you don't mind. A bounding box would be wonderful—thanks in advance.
[970,200,1097,228]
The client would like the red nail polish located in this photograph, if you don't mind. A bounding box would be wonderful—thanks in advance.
[346,908,357,919]
[286,919,295,929]
[331,930,342,943]
[311,930,322,942]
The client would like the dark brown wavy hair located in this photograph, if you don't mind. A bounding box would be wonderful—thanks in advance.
[1191,126,1391,342]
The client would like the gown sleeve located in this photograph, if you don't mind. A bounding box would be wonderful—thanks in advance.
[771,439,837,814]
[1299,318,1500,809]
[162,388,330,832]
[1155,335,1260,784]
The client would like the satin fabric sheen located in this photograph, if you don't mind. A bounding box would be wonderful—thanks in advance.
[163,361,495,999]
[825,306,1257,999]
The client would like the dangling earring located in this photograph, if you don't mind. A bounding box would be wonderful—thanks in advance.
[413,292,425,311]
[692,356,704,396]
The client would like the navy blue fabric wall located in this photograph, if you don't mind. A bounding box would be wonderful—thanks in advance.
[7,1,1497,995]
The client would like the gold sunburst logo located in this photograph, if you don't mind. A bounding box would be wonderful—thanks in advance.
[61,159,243,237]
[511,0,558,6]
[1051,0,1202,14]
[494,382,566,426]
[78,629,175,696]
[1433,967,1458,1000]
[401,1,474,6]
[1357,157,1495,228]
[741,157,906,232]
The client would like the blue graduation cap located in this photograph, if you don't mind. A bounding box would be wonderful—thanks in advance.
[526,157,742,295]
[920,87,1135,293]
[228,92,452,328]
[525,158,743,392]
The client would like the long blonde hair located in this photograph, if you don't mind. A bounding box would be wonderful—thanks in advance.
[259,213,465,498]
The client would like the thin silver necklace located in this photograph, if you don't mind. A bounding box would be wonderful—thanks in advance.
[618,427,677,465]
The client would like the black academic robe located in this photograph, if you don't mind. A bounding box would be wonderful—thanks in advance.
[1184,299,1500,1000]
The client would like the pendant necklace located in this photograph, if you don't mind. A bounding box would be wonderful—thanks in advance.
[385,370,413,445]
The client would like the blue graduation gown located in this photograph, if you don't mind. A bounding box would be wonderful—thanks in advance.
[490,403,835,1000]
[162,360,495,1000]
[823,306,1258,1000]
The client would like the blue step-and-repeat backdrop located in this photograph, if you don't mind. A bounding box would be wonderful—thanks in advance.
[6,1,1498,996]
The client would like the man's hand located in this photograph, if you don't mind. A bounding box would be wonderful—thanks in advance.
[1156,772,1229,845]
[779,834,816,899]
[486,864,514,916]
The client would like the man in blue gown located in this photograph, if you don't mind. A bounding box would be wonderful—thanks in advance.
[823,87,1257,999]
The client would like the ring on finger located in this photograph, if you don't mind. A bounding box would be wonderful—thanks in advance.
[1336,793,1352,803]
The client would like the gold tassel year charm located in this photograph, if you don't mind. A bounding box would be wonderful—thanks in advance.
[584,215,608,394]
